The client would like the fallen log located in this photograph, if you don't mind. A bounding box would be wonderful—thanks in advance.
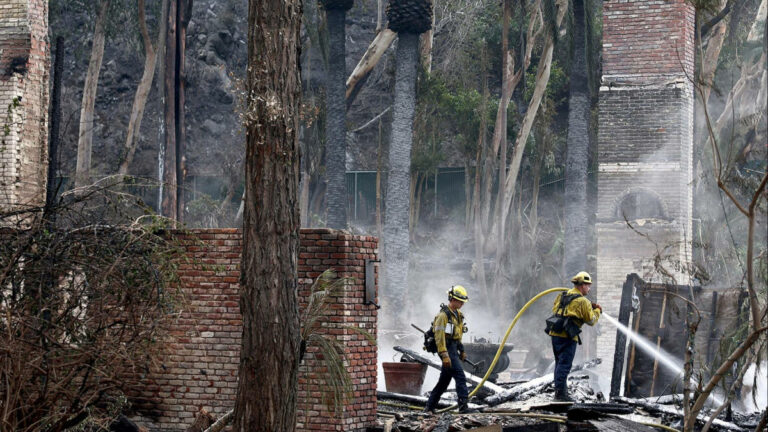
[484,358,602,406]
[393,346,505,395]
[202,409,233,432]
[566,403,634,420]
[567,416,659,432]
[636,394,683,405]
[378,390,484,410]
[614,396,743,431]
[515,373,589,401]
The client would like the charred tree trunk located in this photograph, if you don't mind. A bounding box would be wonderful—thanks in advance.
[563,0,589,279]
[382,32,420,327]
[47,37,64,209]
[161,0,178,219]
[233,0,302,430]
[323,3,353,229]
[161,0,191,220]
[75,0,109,189]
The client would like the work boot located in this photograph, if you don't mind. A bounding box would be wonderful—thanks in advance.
[457,400,479,414]
[553,388,574,402]
[423,405,436,414]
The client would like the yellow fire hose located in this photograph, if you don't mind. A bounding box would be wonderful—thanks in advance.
[435,287,569,413]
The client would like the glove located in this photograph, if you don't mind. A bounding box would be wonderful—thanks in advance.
[439,351,452,368]
[591,302,602,312]
[460,351,467,361]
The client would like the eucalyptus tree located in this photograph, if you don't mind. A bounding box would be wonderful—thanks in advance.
[234,0,302,429]
[118,0,170,176]
[563,0,590,279]
[490,0,568,305]
[382,0,432,326]
[321,0,354,229]
[75,0,110,189]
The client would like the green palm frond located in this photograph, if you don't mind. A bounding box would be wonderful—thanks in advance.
[299,269,376,416]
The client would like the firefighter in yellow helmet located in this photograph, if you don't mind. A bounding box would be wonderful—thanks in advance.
[545,271,601,401]
[424,285,477,414]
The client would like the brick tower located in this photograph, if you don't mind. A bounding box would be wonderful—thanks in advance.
[0,0,49,211]
[594,0,695,385]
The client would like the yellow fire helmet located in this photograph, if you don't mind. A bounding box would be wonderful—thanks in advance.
[571,271,593,285]
[448,285,469,302]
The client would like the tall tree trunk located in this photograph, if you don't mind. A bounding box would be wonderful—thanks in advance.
[47,37,64,209]
[530,152,542,233]
[464,159,473,229]
[563,0,589,279]
[408,171,418,237]
[119,0,165,176]
[175,0,192,221]
[299,128,310,227]
[494,0,512,258]
[161,0,178,218]
[234,0,302,430]
[420,0,435,73]
[376,116,384,240]
[472,44,489,304]
[75,0,109,189]
[376,0,384,32]
[156,0,170,210]
[324,7,350,229]
[382,32,419,328]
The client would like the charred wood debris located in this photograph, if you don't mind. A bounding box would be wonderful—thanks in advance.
[370,347,763,432]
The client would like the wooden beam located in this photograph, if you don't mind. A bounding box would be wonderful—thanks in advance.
[393,346,505,394]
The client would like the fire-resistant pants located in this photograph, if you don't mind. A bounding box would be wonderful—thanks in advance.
[425,341,468,409]
[551,335,577,392]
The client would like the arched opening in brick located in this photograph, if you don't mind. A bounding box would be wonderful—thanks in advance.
[613,188,669,221]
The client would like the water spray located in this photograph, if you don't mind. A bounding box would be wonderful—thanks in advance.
[601,312,684,376]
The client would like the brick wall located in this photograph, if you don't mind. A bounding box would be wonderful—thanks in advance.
[131,229,378,431]
[296,229,378,431]
[602,0,695,77]
[595,0,695,382]
[0,0,49,212]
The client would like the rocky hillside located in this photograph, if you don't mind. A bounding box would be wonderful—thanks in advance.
[51,0,395,208]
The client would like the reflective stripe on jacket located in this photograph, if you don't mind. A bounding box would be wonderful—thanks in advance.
[432,305,464,353]
[548,287,601,341]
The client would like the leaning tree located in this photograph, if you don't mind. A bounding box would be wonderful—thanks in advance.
[382,0,432,327]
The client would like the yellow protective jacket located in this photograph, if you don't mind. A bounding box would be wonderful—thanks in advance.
[548,287,601,341]
[432,304,465,353]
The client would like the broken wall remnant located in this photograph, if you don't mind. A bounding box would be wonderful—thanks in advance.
[129,228,379,431]
[595,0,696,381]
[609,274,745,399]
[0,0,49,211]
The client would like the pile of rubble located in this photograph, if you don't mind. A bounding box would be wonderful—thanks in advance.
[372,347,764,431]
